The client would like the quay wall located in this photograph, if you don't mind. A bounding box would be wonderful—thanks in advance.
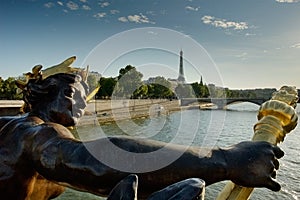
[83,99,184,124]
[0,99,201,124]
[0,100,24,116]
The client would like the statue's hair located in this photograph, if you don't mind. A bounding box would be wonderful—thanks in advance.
[22,73,89,113]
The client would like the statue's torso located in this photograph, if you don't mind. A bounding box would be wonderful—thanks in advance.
[0,115,68,199]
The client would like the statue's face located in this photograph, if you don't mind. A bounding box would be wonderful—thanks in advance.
[48,81,87,127]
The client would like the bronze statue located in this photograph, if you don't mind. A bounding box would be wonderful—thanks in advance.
[0,59,285,200]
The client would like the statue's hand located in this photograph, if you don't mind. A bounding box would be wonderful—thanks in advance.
[223,141,284,191]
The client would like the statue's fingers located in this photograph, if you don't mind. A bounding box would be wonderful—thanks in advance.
[273,146,284,159]
[271,171,276,179]
[107,174,138,200]
[273,159,280,170]
[266,178,281,192]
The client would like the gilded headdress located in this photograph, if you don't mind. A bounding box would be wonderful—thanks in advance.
[16,56,97,114]
[16,56,88,90]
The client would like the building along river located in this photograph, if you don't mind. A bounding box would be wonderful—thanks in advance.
[55,102,300,200]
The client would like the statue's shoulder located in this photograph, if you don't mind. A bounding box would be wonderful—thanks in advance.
[0,115,24,130]
[0,115,75,140]
[0,116,14,127]
[40,122,75,139]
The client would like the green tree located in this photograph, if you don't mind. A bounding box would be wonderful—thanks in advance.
[225,88,232,98]
[133,85,148,99]
[146,76,174,98]
[97,77,117,99]
[114,65,143,98]
[200,84,210,98]
[146,84,155,98]
[191,82,201,98]
[0,77,22,100]
[0,77,4,99]
[191,79,209,98]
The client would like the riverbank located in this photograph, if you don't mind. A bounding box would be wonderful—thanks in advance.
[79,99,205,125]
[0,99,210,124]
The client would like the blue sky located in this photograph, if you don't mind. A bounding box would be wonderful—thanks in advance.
[1,0,300,89]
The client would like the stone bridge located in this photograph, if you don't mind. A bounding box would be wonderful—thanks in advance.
[180,98,269,109]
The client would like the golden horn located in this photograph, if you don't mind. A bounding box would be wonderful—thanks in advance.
[86,86,100,102]
[42,56,78,79]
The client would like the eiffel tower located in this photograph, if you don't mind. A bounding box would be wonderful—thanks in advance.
[177,50,186,83]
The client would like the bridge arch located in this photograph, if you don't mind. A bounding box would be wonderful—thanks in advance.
[180,98,268,109]
[225,99,266,106]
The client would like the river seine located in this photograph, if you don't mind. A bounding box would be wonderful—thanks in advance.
[55,103,300,200]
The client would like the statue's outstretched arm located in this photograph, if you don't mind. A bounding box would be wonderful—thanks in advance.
[29,124,283,198]
[29,125,225,197]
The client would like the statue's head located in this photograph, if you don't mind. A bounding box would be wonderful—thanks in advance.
[23,73,89,126]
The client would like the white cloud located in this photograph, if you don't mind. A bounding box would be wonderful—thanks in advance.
[66,1,79,10]
[82,5,91,10]
[110,10,120,15]
[201,15,248,30]
[276,0,299,3]
[291,43,300,48]
[93,12,106,19]
[57,1,63,6]
[201,15,214,24]
[185,6,200,11]
[118,17,128,22]
[245,33,256,37]
[129,14,154,24]
[128,15,143,23]
[44,2,55,8]
[99,2,110,7]
[119,13,155,24]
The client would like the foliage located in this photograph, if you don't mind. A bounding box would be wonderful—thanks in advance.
[96,77,117,99]
[145,76,174,99]
[191,82,209,98]
[114,65,143,98]
[133,85,148,99]
[0,77,23,100]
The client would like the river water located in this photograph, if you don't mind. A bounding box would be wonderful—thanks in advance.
[55,103,300,200]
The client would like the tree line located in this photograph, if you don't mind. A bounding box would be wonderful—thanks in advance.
[0,77,23,100]
[0,65,275,100]
[95,65,210,99]
[94,65,275,100]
